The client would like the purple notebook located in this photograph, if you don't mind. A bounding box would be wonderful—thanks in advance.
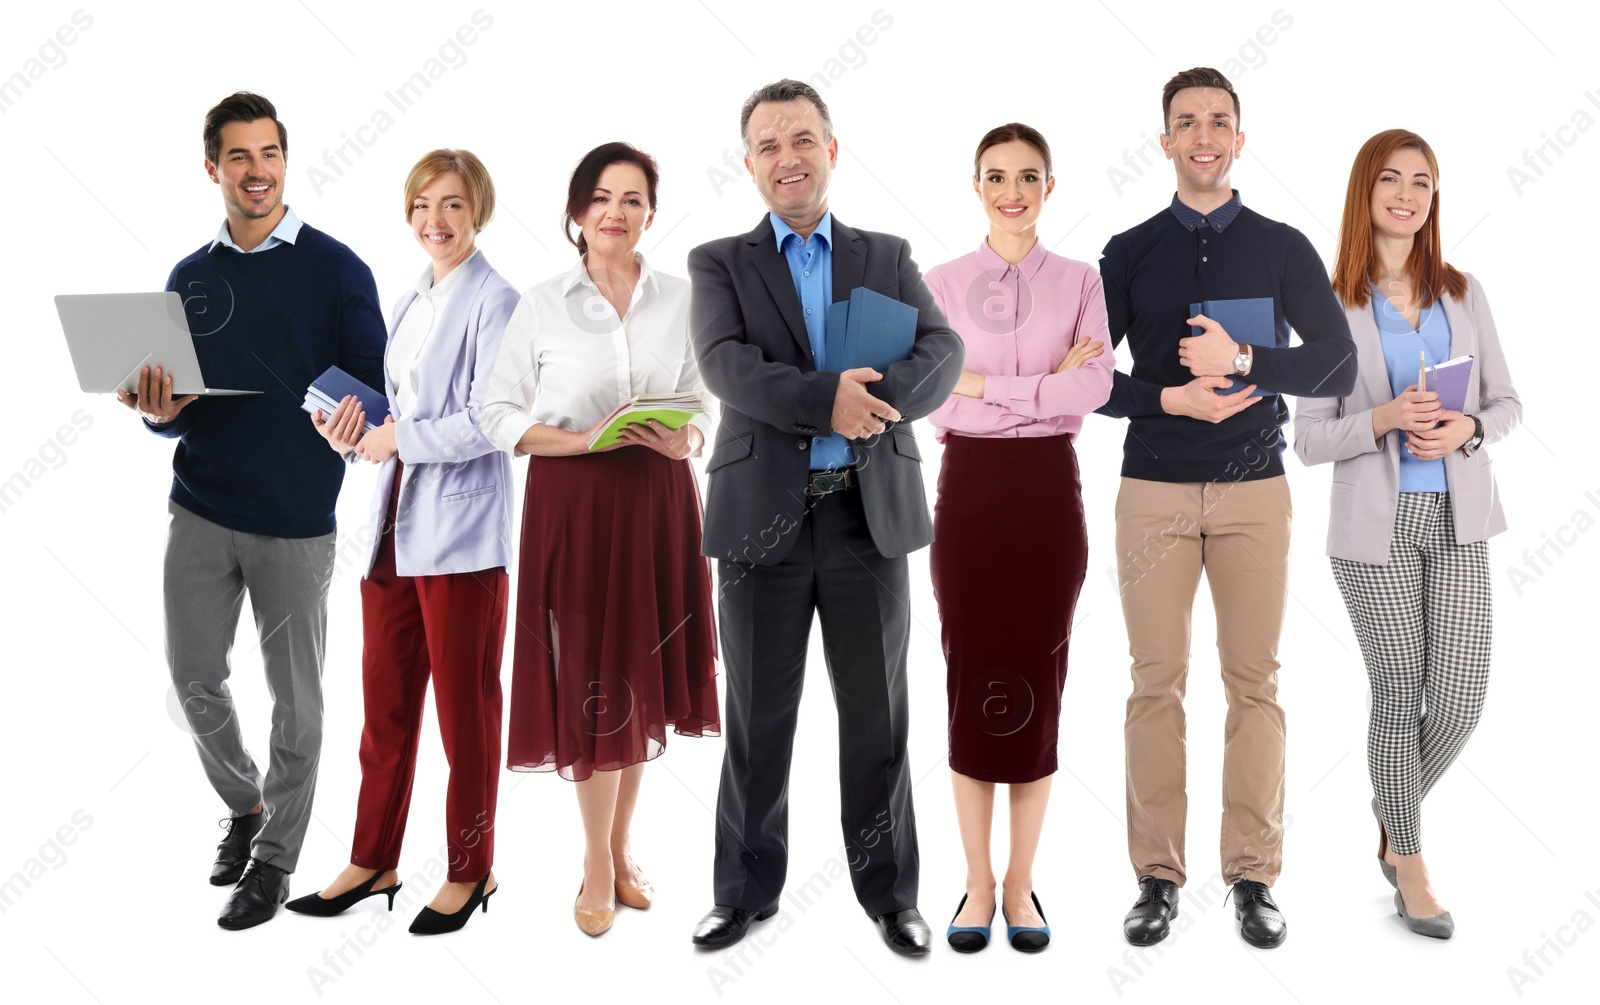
[1423,355,1474,413]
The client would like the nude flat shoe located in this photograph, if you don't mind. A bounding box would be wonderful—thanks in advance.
[616,878,654,910]
[575,881,615,936]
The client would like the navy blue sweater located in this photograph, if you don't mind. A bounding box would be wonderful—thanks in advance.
[1095,195,1357,482]
[148,224,386,538]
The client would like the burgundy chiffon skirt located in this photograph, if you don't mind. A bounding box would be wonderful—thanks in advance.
[930,433,1088,783]
[507,446,719,780]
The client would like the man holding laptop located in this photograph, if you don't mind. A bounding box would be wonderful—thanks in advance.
[117,91,385,929]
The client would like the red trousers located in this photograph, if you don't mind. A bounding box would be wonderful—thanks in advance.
[350,465,509,882]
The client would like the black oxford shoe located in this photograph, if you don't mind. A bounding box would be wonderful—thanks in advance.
[1124,876,1180,946]
[873,908,932,957]
[210,811,264,886]
[691,902,780,949]
[218,858,289,930]
[1233,880,1287,948]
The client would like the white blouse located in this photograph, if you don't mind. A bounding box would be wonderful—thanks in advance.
[387,249,478,418]
[480,253,710,454]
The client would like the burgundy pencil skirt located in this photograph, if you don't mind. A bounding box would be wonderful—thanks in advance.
[506,446,719,781]
[930,433,1089,784]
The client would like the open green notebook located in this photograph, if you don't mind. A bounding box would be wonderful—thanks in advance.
[587,393,706,451]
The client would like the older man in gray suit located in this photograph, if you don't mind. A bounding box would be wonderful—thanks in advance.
[686,79,963,957]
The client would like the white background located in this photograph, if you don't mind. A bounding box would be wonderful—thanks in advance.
[1,1,1595,1003]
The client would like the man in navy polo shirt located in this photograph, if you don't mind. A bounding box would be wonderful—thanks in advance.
[118,91,385,930]
[1094,68,1357,950]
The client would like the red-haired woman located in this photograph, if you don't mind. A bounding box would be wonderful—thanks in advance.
[1294,128,1520,939]
[480,142,719,937]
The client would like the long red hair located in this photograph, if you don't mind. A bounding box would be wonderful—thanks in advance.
[1331,128,1467,310]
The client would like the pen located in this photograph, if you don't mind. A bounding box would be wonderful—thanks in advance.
[1418,351,1426,394]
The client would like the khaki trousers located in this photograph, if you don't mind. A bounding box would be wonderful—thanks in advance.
[1115,475,1291,887]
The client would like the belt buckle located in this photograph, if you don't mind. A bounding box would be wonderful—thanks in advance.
[806,468,851,497]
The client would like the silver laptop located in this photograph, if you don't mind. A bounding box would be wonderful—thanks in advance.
[54,291,260,396]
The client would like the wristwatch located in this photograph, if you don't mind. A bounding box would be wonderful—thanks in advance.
[1233,345,1253,376]
[1462,414,1484,456]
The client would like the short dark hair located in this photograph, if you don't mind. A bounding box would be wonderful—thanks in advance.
[974,122,1052,181]
[203,91,287,166]
[1161,67,1239,132]
[563,141,660,256]
[740,78,833,152]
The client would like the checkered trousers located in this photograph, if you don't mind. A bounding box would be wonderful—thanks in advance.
[1329,491,1492,856]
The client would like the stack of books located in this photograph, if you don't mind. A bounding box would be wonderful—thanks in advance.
[300,366,390,434]
[588,392,706,450]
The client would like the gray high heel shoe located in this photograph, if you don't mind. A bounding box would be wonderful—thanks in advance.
[1394,890,1454,939]
[1371,798,1398,889]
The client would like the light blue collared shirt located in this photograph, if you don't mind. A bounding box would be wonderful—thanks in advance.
[1372,284,1451,493]
[209,204,303,254]
[771,211,852,470]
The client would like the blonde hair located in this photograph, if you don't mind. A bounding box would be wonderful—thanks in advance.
[403,149,496,230]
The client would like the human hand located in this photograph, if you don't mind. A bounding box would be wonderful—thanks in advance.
[1178,314,1240,377]
[355,414,397,463]
[1403,409,1474,460]
[1057,335,1105,372]
[115,365,198,424]
[615,418,701,459]
[953,370,986,398]
[1373,385,1441,438]
[1159,374,1262,423]
[831,367,901,439]
[311,395,364,455]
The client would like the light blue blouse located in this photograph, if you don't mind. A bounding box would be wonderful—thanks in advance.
[1372,286,1451,493]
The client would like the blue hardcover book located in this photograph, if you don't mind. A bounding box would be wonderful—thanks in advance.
[301,365,390,432]
[1190,298,1276,396]
[840,286,918,373]
[824,300,851,372]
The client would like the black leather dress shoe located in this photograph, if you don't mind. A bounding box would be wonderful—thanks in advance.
[218,858,290,930]
[873,908,932,957]
[210,811,265,886]
[691,902,779,949]
[1124,876,1180,946]
[1233,880,1287,948]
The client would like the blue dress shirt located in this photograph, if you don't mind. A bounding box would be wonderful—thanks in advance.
[1372,284,1451,493]
[209,204,303,254]
[771,211,853,470]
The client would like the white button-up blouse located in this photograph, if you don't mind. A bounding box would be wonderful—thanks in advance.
[480,252,710,454]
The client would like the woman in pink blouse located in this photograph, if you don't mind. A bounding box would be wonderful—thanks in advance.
[924,123,1114,954]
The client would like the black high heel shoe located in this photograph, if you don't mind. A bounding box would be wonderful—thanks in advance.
[284,872,402,917]
[409,875,496,936]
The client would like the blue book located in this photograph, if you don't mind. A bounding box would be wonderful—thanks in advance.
[839,286,918,373]
[301,365,390,433]
[1190,298,1276,396]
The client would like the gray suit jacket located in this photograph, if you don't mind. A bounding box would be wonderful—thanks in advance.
[1292,273,1520,564]
[690,215,964,566]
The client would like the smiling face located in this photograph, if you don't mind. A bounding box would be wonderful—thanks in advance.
[578,161,654,260]
[744,97,837,231]
[1369,145,1434,242]
[207,117,285,221]
[409,170,477,272]
[975,139,1054,236]
[1160,86,1244,200]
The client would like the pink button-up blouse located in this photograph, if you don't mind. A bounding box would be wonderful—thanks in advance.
[924,238,1114,442]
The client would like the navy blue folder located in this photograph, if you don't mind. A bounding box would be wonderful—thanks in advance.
[1190,298,1275,396]
[828,286,918,373]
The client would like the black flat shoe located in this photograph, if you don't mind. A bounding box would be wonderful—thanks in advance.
[691,902,780,949]
[873,908,932,957]
[210,811,265,886]
[946,893,995,953]
[409,875,495,936]
[1003,892,1051,953]
[1233,880,1287,948]
[217,858,289,930]
[285,872,402,917]
[1124,876,1179,946]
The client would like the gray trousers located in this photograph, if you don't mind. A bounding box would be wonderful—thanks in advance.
[164,500,336,873]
